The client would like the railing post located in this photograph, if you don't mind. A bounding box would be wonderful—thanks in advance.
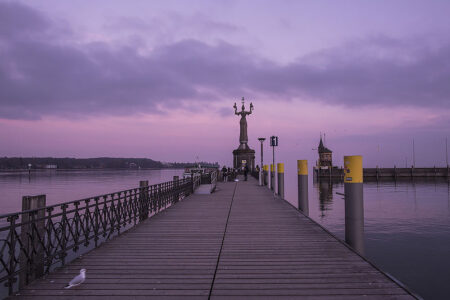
[344,155,365,255]
[277,163,284,199]
[173,176,179,204]
[94,197,100,247]
[157,184,162,211]
[19,194,46,289]
[7,214,19,296]
[139,180,149,221]
[73,201,81,251]
[270,164,274,191]
[60,203,69,264]
[297,160,309,216]
[263,165,268,186]
[84,199,90,247]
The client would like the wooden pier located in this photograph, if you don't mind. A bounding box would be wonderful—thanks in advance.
[12,177,415,299]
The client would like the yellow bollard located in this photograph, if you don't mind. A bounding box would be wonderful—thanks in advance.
[297,160,308,215]
[343,155,364,255]
[277,163,284,198]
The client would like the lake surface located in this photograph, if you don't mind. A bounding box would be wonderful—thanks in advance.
[283,175,450,300]
[1,169,449,299]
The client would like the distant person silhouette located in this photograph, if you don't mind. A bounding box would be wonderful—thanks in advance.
[244,165,249,181]
[221,166,228,182]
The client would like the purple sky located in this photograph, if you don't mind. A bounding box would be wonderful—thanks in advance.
[1,0,450,169]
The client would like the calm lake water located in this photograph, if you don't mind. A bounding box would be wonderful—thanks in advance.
[1,169,449,299]
[283,175,450,300]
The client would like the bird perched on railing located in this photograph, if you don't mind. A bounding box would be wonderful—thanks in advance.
[64,269,86,289]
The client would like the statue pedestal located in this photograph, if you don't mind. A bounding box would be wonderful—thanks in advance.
[233,147,255,171]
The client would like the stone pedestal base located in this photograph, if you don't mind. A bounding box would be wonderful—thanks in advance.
[233,148,255,171]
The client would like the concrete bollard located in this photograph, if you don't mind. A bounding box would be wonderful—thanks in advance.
[344,155,365,255]
[173,176,179,203]
[20,195,46,288]
[270,164,274,191]
[277,163,284,198]
[297,160,309,216]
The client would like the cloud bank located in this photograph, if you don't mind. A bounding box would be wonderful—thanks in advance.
[1,2,450,120]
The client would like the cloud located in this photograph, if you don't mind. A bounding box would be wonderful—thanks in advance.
[1,2,450,120]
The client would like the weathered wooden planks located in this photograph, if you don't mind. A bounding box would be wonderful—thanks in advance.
[11,177,416,299]
[210,179,415,299]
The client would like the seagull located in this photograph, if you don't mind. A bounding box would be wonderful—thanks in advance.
[64,269,86,289]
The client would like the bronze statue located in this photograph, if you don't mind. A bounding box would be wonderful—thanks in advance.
[233,97,253,148]
[232,97,255,170]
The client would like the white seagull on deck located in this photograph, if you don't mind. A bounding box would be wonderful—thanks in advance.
[64,269,86,289]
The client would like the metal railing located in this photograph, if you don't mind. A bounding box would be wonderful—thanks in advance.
[192,173,201,190]
[211,170,217,186]
[0,177,193,296]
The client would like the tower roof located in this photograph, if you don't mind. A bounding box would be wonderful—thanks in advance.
[318,137,332,153]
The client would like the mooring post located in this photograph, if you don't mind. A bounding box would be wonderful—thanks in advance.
[139,180,149,221]
[344,155,364,255]
[19,195,46,288]
[270,164,274,191]
[297,160,309,216]
[277,163,285,198]
[173,176,179,203]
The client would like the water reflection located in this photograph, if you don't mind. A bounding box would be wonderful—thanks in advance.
[316,180,333,217]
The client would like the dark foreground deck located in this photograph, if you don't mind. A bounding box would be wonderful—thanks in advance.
[12,177,415,299]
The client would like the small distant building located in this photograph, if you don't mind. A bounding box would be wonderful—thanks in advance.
[45,164,57,169]
[314,136,343,181]
[317,137,332,167]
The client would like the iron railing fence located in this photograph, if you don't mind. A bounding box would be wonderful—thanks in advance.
[192,173,201,190]
[0,177,193,296]
[210,170,217,187]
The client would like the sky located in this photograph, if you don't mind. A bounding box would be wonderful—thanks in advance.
[1,0,450,169]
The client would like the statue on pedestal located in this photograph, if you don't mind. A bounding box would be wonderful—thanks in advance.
[233,97,254,150]
[232,97,255,170]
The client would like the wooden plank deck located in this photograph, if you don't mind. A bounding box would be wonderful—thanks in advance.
[12,177,416,299]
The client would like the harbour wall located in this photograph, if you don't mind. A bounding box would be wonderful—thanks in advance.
[314,166,450,179]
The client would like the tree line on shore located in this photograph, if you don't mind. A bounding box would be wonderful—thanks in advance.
[0,157,219,170]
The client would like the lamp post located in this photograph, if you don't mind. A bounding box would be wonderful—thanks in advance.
[270,136,278,195]
[258,138,266,186]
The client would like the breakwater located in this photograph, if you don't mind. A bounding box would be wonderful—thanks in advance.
[314,166,450,180]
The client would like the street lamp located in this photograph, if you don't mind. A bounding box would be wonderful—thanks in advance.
[258,138,266,185]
